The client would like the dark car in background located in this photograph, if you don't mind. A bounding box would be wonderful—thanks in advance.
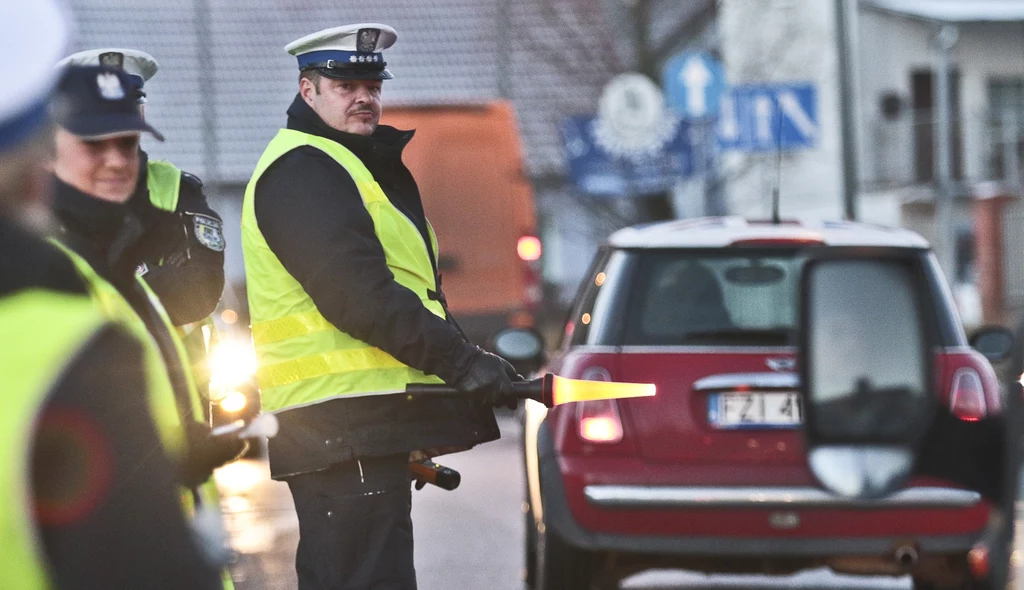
[522,217,1001,590]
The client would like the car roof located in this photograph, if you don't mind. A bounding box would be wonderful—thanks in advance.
[607,217,931,249]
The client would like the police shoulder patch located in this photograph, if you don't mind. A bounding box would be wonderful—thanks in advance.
[192,214,225,252]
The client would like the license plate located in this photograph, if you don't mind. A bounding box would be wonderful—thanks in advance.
[707,392,802,429]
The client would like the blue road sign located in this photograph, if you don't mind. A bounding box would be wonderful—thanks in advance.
[562,116,700,198]
[663,51,726,120]
[718,83,818,152]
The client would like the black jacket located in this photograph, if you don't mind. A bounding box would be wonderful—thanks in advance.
[130,151,225,326]
[253,96,498,478]
[0,218,220,589]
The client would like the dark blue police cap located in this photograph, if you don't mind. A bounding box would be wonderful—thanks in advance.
[53,65,164,141]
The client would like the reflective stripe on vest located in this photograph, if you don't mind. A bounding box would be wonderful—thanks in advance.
[241,128,444,412]
[0,291,107,590]
[52,242,190,455]
[147,159,181,212]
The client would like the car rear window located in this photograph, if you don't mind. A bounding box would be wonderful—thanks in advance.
[622,249,803,347]
[567,246,966,349]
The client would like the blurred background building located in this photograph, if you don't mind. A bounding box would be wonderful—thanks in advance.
[65,0,1024,338]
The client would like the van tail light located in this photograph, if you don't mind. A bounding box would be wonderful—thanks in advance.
[577,400,624,444]
[523,267,542,310]
[517,235,542,262]
[950,367,987,421]
[518,235,543,311]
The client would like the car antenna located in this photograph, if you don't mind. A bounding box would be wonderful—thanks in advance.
[771,106,783,225]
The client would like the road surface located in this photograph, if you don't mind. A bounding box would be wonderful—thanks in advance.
[217,415,917,589]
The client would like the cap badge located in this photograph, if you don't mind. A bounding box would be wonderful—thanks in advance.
[357,28,380,53]
[98,51,125,69]
[96,72,125,100]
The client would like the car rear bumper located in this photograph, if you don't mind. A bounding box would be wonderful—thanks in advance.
[583,485,981,510]
[537,423,985,558]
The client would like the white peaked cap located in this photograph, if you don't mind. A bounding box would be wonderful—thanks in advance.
[285,23,397,57]
[285,24,398,80]
[57,48,159,82]
[0,1,70,151]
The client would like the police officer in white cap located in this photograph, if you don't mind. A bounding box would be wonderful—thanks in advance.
[0,4,220,589]
[55,48,226,329]
[242,23,521,588]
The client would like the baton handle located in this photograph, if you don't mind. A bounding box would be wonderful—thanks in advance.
[409,460,461,491]
[405,374,553,407]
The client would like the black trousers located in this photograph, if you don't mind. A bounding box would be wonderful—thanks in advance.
[286,455,417,590]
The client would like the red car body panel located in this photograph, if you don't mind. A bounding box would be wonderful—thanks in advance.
[545,347,997,542]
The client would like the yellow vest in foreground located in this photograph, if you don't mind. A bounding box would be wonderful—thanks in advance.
[0,291,108,590]
[54,243,188,454]
[55,244,234,588]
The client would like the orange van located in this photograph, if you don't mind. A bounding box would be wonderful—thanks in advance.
[383,101,541,345]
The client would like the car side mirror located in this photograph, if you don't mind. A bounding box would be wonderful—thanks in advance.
[970,327,1015,364]
[799,254,937,499]
[492,327,546,375]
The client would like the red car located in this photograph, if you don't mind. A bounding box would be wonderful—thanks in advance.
[521,217,1000,590]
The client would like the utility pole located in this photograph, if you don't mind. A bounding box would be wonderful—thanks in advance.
[933,24,959,281]
[835,0,860,221]
[628,0,675,221]
[195,0,219,193]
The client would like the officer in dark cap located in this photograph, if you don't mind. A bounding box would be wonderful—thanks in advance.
[56,48,226,328]
[242,23,522,588]
[56,47,227,415]
[49,64,246,516]
[0,5,220,589]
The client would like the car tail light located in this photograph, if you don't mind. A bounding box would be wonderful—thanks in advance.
[950,367,987,421]
[968,543,989,581]
[575,366,623,443]
[577,400,624,444]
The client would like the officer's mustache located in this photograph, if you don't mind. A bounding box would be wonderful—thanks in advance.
[350,107,377,116]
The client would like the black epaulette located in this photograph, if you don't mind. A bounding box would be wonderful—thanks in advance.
[180,171,204,189]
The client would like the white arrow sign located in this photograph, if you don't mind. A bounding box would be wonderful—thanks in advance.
[680,56,712,118]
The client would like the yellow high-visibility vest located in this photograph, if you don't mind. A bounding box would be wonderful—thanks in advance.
[241,128,445,412]
[147,159,182,212]
[54,242,188,454]
[0,290,109,590]
[54,243,233,589]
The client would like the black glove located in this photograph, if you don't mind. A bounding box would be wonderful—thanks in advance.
[452,351,519,407]
[181,421,248,488]
[496,355,526,409]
